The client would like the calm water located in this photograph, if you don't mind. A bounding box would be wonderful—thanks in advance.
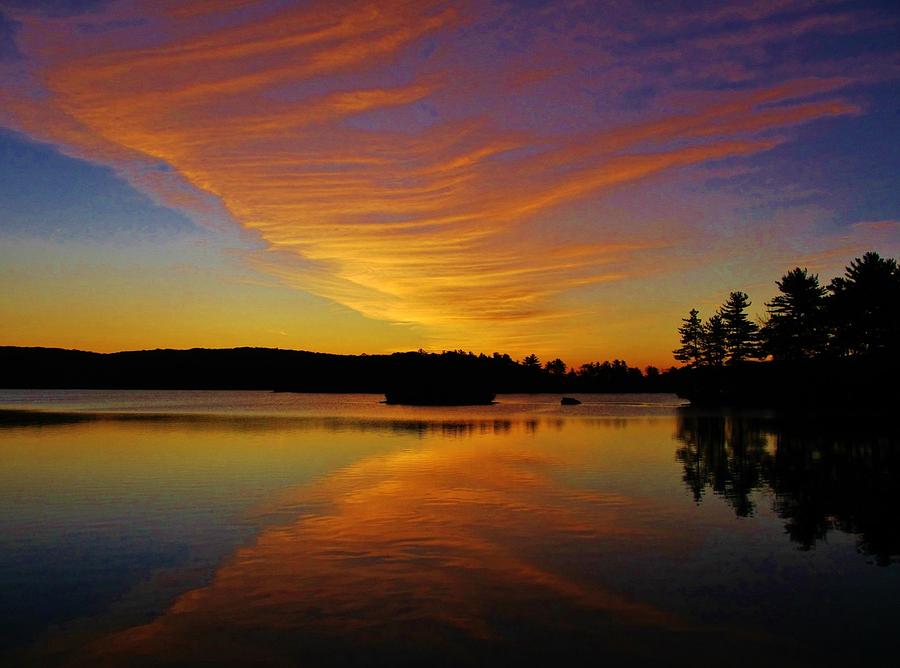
[0,391,897,666]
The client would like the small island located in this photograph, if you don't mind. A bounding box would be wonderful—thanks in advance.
[384,388,496,406]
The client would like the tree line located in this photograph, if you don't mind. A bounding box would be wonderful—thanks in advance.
[0,346,675,393]
[387,350,673,393]
[674,251,900,367]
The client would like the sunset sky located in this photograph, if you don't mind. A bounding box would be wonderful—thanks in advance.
[1,0,898,367]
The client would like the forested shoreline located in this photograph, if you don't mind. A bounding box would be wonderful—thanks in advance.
[0,346,675,394]
[2,251,896,407]
[673,251,899,408]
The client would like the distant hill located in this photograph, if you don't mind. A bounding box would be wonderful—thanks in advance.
[0,347,674,394]
[1,346,395,392]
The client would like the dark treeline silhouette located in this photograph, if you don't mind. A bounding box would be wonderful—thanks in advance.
[673,251,900,409]
[675,410,900,565]
[0,346,677,394]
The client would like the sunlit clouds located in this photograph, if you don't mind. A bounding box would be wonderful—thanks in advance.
[1,0,897,359]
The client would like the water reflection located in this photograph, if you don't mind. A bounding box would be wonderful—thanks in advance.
[0,408,544,438]
[3,398,899,665]
[83,440,694,666]
[675,410,900,565]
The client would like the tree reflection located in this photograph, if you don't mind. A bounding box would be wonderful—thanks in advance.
[675,410,900,565]
[675,411,770,517]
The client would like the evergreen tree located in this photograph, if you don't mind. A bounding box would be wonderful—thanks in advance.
[827,252,900,356]
[718,291,759,363]
[674,308,704,367]
[522,354,541,368]
[761,268,827,360]
[701,314,728,367]
[544,358,567,376]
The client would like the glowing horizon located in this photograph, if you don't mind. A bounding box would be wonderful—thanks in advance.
[1,0,898,368]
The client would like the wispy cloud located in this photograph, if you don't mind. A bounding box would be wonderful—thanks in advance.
[0,0,890,355]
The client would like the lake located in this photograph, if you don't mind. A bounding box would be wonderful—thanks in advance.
[0,390,897,666]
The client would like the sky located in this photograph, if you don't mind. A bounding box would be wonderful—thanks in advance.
[0,0,898,368]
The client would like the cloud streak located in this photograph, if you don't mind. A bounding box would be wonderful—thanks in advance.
[0,0,889,354]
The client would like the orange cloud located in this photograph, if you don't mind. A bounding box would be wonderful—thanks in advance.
[0,1,865,355]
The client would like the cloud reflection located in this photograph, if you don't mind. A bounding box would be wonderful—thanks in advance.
[89,438,688,664]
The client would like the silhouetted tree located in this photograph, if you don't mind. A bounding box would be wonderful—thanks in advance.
[522,354,541,369]
[544,358,567,376]
[644,365,661,391]
[761,267,827,360]
[828,252,900,356]
[674,308,704,367]
[671,251,900,409]
[701,314,728,367]
[718,291,759,363]
[576,359,645,391]
[492,352,515,365]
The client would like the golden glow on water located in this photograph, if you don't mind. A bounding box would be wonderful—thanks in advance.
[1,393,897,665]
[92,435,688,664]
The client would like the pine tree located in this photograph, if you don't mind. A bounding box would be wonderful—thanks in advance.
[674,309,704,367]
[828,252,900,355]
[718,291,759,363]
[544,358,567,376]
[761,268,827,360]
[522,354,541,368]
[701,314,728,367]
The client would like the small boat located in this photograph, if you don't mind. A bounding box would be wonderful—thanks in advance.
[560,397,581,405]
